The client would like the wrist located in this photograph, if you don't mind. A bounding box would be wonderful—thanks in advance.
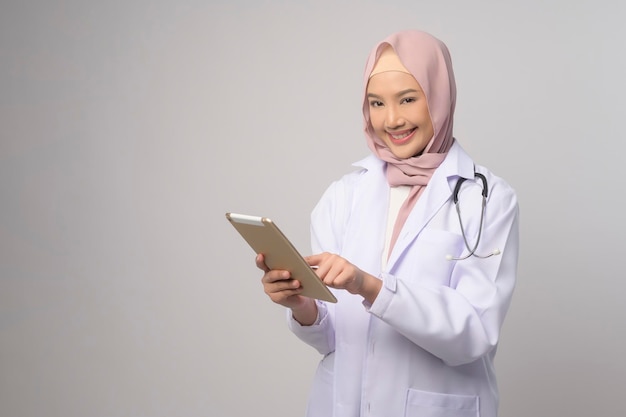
[359,272,382,304]
[291,298,318,326]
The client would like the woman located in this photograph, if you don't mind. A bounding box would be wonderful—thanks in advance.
[257,29,519,417]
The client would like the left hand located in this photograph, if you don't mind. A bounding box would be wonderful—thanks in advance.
[305,252,364,294]
[305,253,380,302]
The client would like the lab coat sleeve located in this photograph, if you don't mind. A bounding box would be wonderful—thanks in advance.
[367,178,519,366]
[286,177,354,354]
[287,300,334,355]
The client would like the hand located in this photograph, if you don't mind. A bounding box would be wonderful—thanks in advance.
[305,252,381,302]
[255,254,317,324]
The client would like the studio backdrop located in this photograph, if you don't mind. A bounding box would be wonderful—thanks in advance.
[1,1,624,416]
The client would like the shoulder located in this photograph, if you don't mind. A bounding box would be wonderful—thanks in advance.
[478,165,519,215]
[323,154,384,197]
[312,154,385,219]
[445,140,518,212]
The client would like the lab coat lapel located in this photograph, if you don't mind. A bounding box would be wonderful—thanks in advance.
[385,172,452,270]
[384,141,475,271]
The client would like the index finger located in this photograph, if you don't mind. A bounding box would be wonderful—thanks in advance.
[304,253,324,267]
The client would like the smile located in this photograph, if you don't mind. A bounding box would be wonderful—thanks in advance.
[387,128,416,145]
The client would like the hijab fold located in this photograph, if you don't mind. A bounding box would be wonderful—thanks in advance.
[362,30,457,253]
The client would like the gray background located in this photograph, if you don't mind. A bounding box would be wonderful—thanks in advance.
[1,1,624,416]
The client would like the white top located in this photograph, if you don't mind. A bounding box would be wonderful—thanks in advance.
[383,185,410,268]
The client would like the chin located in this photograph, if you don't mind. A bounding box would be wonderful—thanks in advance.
[390,147,425,159]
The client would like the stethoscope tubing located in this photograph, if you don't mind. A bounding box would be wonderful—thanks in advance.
[447,172,500,261]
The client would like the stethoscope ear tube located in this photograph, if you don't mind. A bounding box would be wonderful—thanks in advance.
[452,173,487,204]
[452,177,467,205]
[447,172,499,261]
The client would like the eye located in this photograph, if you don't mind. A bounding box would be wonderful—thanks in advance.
[401,97,417,104]
[369,100,384,108]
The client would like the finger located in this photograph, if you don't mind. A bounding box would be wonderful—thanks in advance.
[261,269,291,284]
[306,251,335,268]
[255,253,270,272]
[320,264,337,286]
[266,282,303,302]
[269,279,301,293]
[269,290,303,305]
[336,269,354,287]
[323,261,348,288]
[315,253,338,280]
[304,253,322,267]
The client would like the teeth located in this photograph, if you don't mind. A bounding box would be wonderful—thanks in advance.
[390,130,413,140]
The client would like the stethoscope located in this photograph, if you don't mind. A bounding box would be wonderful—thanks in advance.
[446,172,501,261]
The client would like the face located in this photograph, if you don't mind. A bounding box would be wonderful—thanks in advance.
[366,71,434,159]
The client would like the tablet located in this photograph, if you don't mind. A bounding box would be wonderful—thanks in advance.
[225,213,337,303]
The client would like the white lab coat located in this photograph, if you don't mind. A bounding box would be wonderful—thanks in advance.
[288,141,519,417]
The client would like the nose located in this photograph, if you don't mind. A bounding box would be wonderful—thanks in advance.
[385,104,405,130]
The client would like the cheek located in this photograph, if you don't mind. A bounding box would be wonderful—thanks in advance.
[422,118,434,139]
[369,111,381,127]
[419,105,434,130]
[369,114,386,134]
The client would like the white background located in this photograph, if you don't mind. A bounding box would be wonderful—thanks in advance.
[1,1,624,416]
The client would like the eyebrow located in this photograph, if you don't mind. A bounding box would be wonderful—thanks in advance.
[367,88,421,99]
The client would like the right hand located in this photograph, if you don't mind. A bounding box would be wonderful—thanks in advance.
[255,254,318,326]
[256,253,309,309]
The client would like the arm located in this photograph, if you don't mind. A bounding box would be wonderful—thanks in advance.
[368,180,519,365]
[283,178,355,354]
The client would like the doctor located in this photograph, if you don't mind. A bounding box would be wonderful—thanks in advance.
[257,30,519,417]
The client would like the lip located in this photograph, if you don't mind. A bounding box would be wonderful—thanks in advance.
[386,128,416,145]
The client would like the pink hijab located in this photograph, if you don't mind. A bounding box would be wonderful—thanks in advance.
[362,30,457,252]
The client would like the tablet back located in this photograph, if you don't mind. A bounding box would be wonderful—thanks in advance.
[226,213,337,303]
